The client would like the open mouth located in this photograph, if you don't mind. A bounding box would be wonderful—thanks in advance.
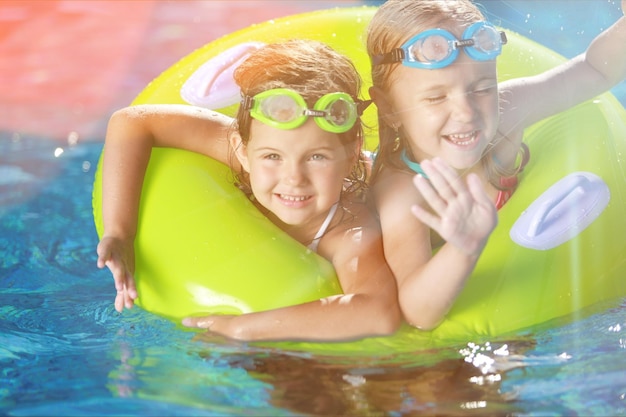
[444,130,478,146]
[277,194,312,202]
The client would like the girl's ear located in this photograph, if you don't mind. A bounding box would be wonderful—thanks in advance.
[229,131,250,173]
[369,86,401,130]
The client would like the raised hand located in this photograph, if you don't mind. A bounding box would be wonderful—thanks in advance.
[97,236,138,312]
[410,158,497,256]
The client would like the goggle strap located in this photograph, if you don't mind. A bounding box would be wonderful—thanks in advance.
[241,94,254,111]
[372,48,405,66]
[499,31,508,45]
[356,99,372,116]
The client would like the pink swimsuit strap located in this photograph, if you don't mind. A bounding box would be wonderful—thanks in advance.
[494,143,530,210]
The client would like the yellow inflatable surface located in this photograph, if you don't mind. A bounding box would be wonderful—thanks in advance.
[93,7,626,349]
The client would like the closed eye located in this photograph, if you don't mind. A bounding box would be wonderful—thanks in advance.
[473,85,496,95]
[472,79,498,96]
[426,95,447,104]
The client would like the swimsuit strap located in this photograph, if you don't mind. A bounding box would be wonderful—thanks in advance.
[403,148,512,210]
[307,202,339,252]
[401,150,428,177]
[495,189,512,210]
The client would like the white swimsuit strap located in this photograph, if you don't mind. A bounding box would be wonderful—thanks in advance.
[307,202,339,252]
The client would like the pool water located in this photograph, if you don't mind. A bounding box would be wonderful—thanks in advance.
[2,1,626,416]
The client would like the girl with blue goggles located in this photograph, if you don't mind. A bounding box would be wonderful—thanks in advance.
[373,21,507,69]
[366,0,626,332]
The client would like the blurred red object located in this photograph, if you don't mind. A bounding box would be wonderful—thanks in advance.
[0,0,353,142]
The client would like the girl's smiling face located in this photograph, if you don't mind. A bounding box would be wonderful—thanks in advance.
[377,52,500,173]
[234,118,356,234]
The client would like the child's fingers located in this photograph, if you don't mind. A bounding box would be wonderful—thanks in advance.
[126,280,138,300]
[182,316,214,329]
[419,159,458,202]
[109,263,126,292]
[410,203,440,231]
[124,290,135,310]
[114,292,125,313]
[96,242,110,269]
[412,173,447,214]
[430,157,469,196]
[113,285,136,313]
[466,173,494,207]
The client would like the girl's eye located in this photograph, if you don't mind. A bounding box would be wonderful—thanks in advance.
[473,82,497,95]
[426,95,446,104]
[474,87,495,95]
[310,154,327,161]
[264,153,280,160]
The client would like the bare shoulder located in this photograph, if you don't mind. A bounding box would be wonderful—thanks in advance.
[372,168,423,221]
[319,198,394,294]
[318,198,383,259]
[370,167,434,277]
[337,198,382,240]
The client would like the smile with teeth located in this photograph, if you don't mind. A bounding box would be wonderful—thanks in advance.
[444,131,478,146]
[278,194,311,202]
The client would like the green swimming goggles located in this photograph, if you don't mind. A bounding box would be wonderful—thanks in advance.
[373,21,507,69]
[242,88,370,134]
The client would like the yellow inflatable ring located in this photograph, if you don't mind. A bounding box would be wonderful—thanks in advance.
[93,7,626,348]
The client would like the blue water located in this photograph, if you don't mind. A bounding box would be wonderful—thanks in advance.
[2,1,626,416]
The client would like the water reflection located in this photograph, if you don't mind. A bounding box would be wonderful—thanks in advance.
[192,339,540,416]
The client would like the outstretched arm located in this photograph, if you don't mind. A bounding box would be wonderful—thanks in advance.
[586,0,626,86]
[499,2,626,138]
[183,207,402,342]
[96,104,233,312]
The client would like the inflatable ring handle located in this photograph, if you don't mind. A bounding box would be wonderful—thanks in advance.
[511,172,610,250]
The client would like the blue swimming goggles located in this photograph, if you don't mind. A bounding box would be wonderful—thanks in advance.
[373,21,507,69]
[241,88,371,134]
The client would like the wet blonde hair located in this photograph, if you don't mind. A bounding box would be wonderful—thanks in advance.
[367,0,520,189]
[232,39,368,198]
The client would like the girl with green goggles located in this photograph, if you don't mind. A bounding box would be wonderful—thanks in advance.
[97,39,402,342]
[242,88,370,133]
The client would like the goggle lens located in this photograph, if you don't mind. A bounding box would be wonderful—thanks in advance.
[259,94,300,124]
[320,95,356,130]
[471,24,501,54]
[409,34,452,64]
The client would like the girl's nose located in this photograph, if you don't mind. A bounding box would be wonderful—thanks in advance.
[451,92,477,122]
[283,161,307,185]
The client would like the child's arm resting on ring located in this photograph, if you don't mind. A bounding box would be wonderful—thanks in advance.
[182,218,402,342]
[96,236,137,312]
[97,104,233,312]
